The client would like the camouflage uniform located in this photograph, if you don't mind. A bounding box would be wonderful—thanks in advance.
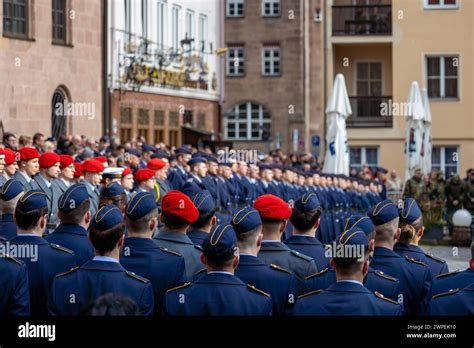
[427,174,446,225]
[402,175,424,205]
[445,175,465,230]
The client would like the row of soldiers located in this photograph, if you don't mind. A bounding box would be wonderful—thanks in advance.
[0,152,472,315]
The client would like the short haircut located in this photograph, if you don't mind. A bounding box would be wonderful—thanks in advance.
[58,199,90,225]
[290,206,323,231]
[81,293,139,316]
[99,194,127,211]
[191,208,216,229]
[33,133,44,143]
[0,194,22,214]
[398,216,424,243]
[14,205,49,230]
[235,225,262,250]
[125,209,158,233]
[333,247,369,276]
[374,217,399,241]
[203,251,235,268]
[89,223,125,255]
[161,212,189,230]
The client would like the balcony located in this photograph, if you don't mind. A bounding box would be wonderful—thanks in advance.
[332,5,392,36]
[347,96,392,128]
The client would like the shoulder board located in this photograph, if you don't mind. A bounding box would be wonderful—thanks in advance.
[290,249,313,262]
[247,284,271,298]
[305,267,328,280]
[0,253,24,266]
[186,178,193,183]
[270,263,293,275]
[50,243,74,255]
[374,291,399,305]
[194,268,206,276]
[160,247,182,257]
[435,270,460,279]
[56,266,80,278]
[405,256,428,267]
[374,270,398,282]
[432,288,460,300]
[297,289,323,300]
[166,282,191,293]
[126,271,150,284]
[426,253,446,264]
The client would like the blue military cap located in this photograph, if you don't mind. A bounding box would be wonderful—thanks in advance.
[192,151,207,158]
[259,164,273,171]
[344,215,375,236]
[231,207,262,235]
[205,155,218,164]
[294,192,321,212]
[175,147,192,155]
[191,190,216,215]
[126,148,142,157]
[376,166,388,174]
[202,224,238,259]
[125,192,156,221]
[398,198,422,224]
[91,204,123,231]
[17,190,48,212]
[151,151,169,159]
[367,200,399,226]
[0,179,24,201]
[336,226,369,250]
[142,143,156,152]
[187,157,207,166]
[58,184,89,213]
[218,162,232,167]
[168,155,176,162]
[271,163,283,170]
[100,182,126,198]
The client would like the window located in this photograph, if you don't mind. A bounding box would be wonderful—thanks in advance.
[227,47,245,76]
[141,0,148,40]
[432,146,459,178]
[51,89,67,139]
[169,111,180,147]
[356,62,382,96]
[262,0,280,16]
[426,55,459,99]
[262,46,281,76]
[424,0,458,9]
[225,102,271,141]
[153,110,165,144]
[124,0,132,41]
[183,110,193,126]
[226,0,244,17]
[3,0,28,38]
[197,112,206,130]
[349,147,379,172]
[185,10,194,41]
[198,14,207,54]
[171,6,181,49]
[52,0,67,43]
[120,107,133,142]
[157,1,166,49]
[138,109,149,141]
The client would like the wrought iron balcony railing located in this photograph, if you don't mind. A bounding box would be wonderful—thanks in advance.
[347,96,393,128]
[332,5,392,36]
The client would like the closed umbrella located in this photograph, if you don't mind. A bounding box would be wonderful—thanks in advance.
[421,87,432,176]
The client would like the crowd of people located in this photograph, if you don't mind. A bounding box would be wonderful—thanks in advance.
[0,132,472,316]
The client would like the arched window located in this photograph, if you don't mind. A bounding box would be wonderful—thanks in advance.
[224,102,271,140]
[51,88,67,139]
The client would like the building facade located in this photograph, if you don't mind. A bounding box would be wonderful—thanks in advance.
[223,0,325,154]
[326,0,473,179]
[107,0,223,147]
[0,0,104,139]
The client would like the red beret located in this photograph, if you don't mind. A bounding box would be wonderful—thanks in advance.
[39,152,60,169]
[134,168,155,182]
[147,158,166,171]
[3,149,16,165]
[59,155,74,169]
[121,167,132,177]
[162,190,199,223]
[82,159,104,173]
[73,163,83,178]
[18,147,40,162]
[254,194,292,221]
[95,156,107,163]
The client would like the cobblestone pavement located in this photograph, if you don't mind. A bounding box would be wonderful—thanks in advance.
[420,244,470,271]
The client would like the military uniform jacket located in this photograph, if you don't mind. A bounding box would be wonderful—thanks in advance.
[186,229,208,247]
[284,235,330,270]
[48,259,154,316]
[370,246,431,316]
[153,231,204,281]
[10,235,76,316]
[12,171,34,191]
[0,253,30,317]
[45,223,94,266]
[235,254,299,316]
[427,283,474,316]
[31,174,62,228]
[155,178,171,232]
[167,166,187,191]
[393,242,449,278]
[51,178,70,197]
[120,238,186,316]
[292,281,403,316]
[257,241,317,283]
[163,272,273,316]
[0,213,17,240]
[0,174,7,186]
[81,180,100,218]
[303,266,401,302]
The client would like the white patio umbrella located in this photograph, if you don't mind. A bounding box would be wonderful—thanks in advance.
[323,74,352,176]
[404,81,426,180]
[421,87,432,176]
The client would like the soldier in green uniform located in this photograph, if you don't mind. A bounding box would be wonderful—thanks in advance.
[402,167,424,205]
[463,170,474,216]
[427,171,446,225]
[445,174,465,234]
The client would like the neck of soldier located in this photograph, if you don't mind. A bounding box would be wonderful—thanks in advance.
[335,268,364,283]
[374,236,394,250]
[17,226,43,237]
[127,229,152,239]
[95,247,120,261]
[237,243,259,256]
[163,226,188,235]
[206,264,234,274]
[40,170,53,182]
[292,228,315,238]
[59,174,72,184]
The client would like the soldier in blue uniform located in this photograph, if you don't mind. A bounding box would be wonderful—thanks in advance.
[253,194,317,283]
[80,159,104,218]
[163,223,273,316]
[120,192,186,315]
[167,147,191,190]
[293,227,403,316]
[185,190,217,246]
[394,198,449,277]
[99,182,127,212]
[0,179,24,240]
[304,214,401,302]
[234,161,256,208]
[181,157,208,195]
[48,204,154,316]
[219,162,239,214]
[231,207,299,316]
[10,190,76,316]
[45,184,95,266]
[258,164,280,196]
[153,190,204,280]
[426,283,474,316]
[368,200,431,315]
[284,192,329,270]
[0,252,30,317]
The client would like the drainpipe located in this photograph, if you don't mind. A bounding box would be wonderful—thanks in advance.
[102,0,110,137]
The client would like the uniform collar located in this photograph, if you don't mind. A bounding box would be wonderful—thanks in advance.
[18,170,32,183]
[37,173,52,187]
[154,231,194,245]
[124,237,160,249]
[285,234,322,245]
[394,242,424,254]
[238,254,266,266]
[196,272,244,285]
[82,259,125,271]
[327,281,370,293]
[260,241,291,251]
[11,235,49,245]
[54,223,88,236]
[93,255,120,263]
[373,246,400,258]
